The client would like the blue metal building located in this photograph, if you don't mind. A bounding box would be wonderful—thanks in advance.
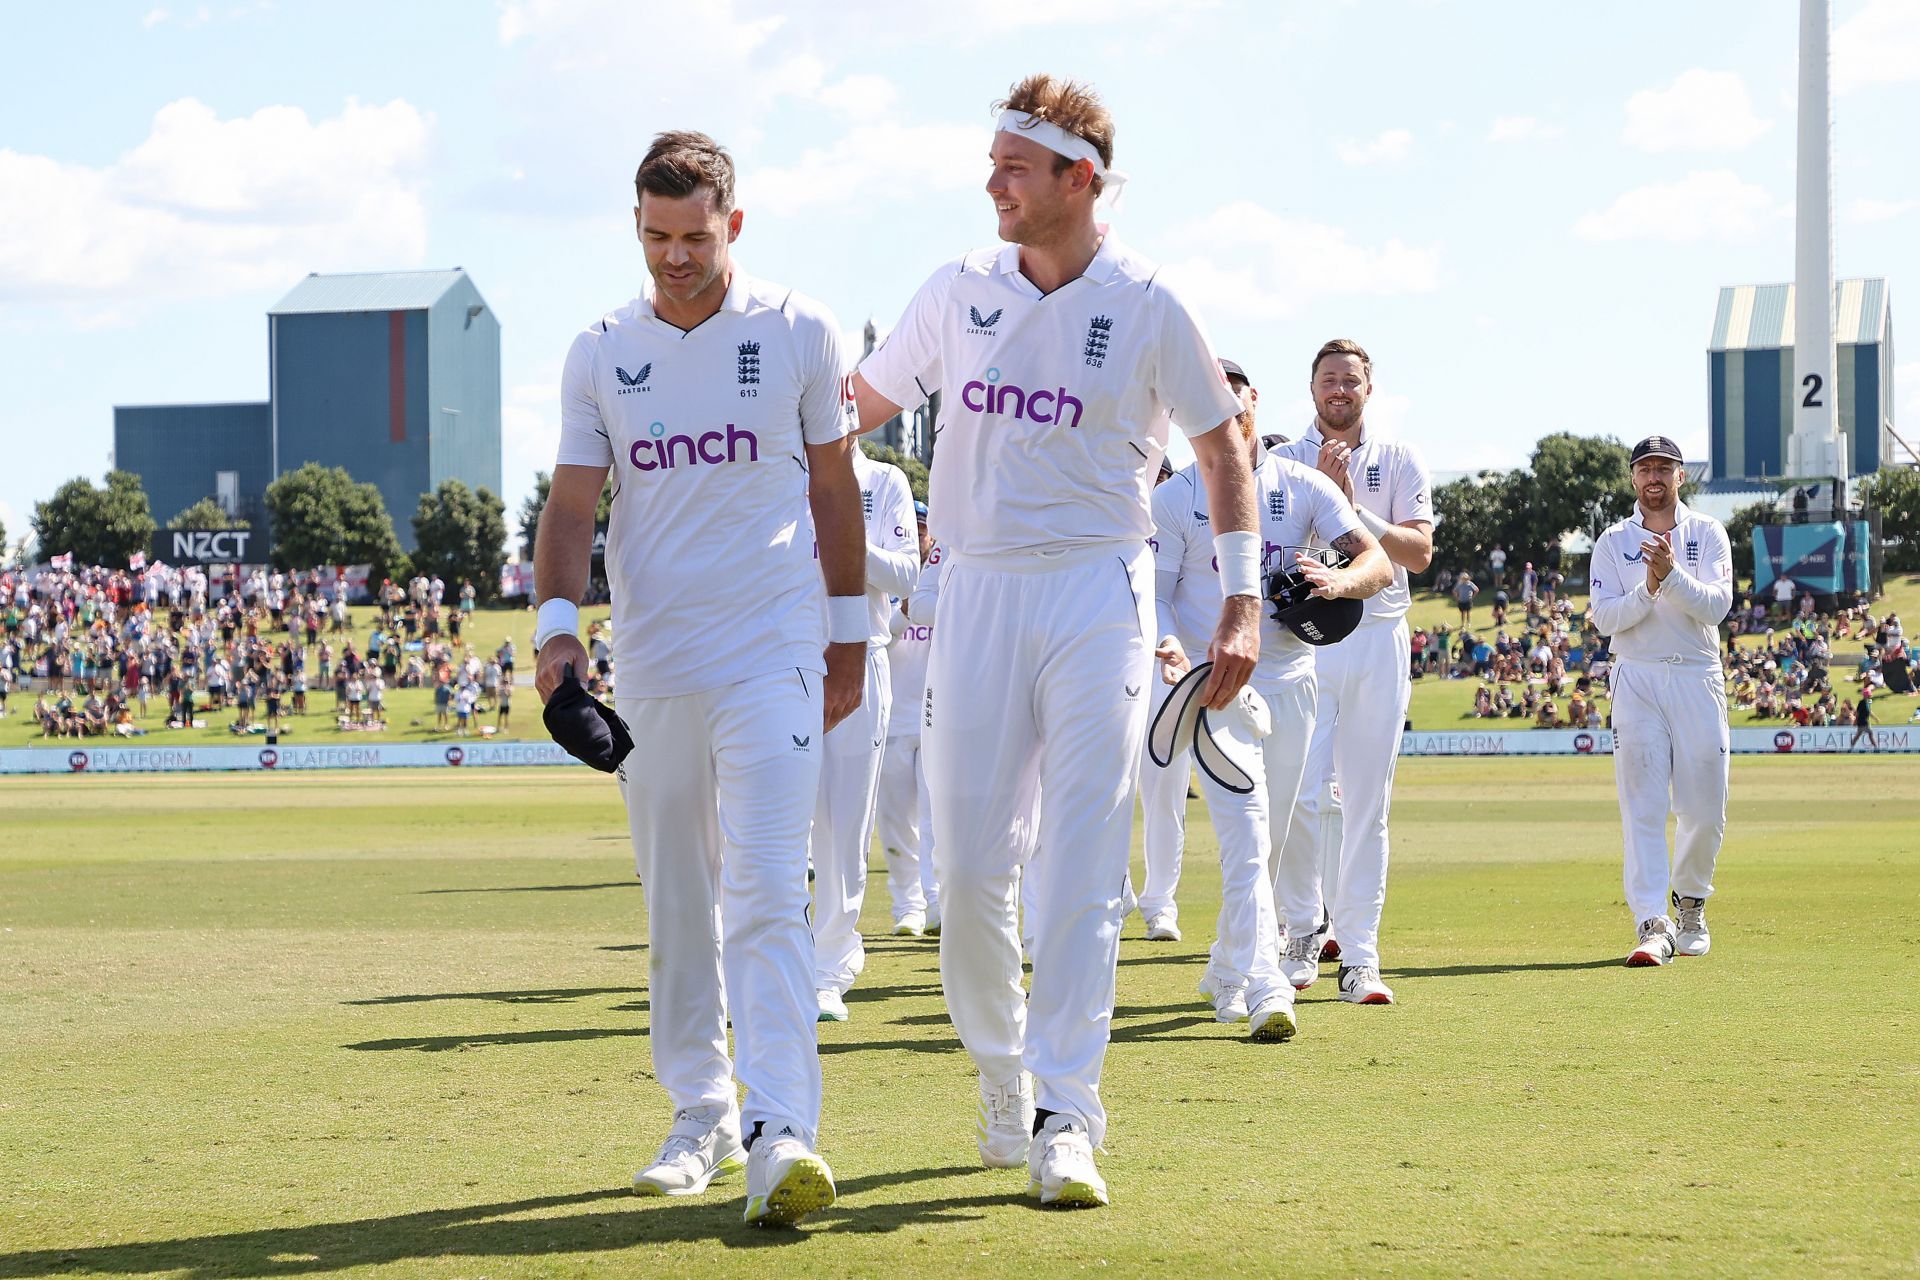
[113,268,501,553]
[1707,278,1895,481]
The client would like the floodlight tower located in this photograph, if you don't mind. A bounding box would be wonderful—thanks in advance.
[1788,0,1846,504]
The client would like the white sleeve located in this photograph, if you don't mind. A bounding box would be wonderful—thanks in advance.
[907,541,945,625]
[865,467,921,598]
[1663,521,1735,626]
[1300,467,1364,546]
[555,330,615,469]
[859,261,957,409]
[1150,482,1186,638]
[795,302,855,447]
[1149,277,1241,437]
[1392,441,1434,526]
[1587,529,1656,636]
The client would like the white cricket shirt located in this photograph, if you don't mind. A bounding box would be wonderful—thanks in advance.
[1588,500,1732,667]
[852,451,920,645]
[859,235,1241,558]
[554,271,853,698]
[886,613,932,739]
[1273,423,1432,625]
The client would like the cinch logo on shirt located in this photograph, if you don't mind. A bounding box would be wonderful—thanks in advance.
[627,421,760,471]
[960,368,1084,428]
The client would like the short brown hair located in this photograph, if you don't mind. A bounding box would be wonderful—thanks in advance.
[993,74,1115,193]
[1311,338,1373,380]
[635,130,735,212]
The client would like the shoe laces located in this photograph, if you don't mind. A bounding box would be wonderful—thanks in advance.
[1342,964,1381,991]
[1214,981,1247,1009]
[1638,917,1674,942]
[657,1108,720,1162]
[1283,932,1320,963]
[981,1079,1026,1130]
[1675,903,1706,934]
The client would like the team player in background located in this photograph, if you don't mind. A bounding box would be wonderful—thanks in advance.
[811,449,920,1022]
[1271,340,1433,1005]
[1588,436,1733,967]
[851,74,1258,1209]
[877,504,940,937]
[1152,358,1392,1037]
[534,131,864,1228]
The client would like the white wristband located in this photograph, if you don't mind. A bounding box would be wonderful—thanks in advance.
[1214,531,1261,599]
[1355,505,1391,538]
[828,595,868,644]
[533,598,580,651]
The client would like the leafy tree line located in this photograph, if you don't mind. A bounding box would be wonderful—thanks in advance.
[1428,433,1634,580]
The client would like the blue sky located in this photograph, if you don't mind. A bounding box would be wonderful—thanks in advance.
[2,0,1916,555]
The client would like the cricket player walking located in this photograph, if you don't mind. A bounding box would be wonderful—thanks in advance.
[851,74,1258,1209]
[534,132,865,1228]
[875,507,939,936]
[1589,436,1733,966]
[1154,361,1391,1036]
[811,449,919,1021]
[1271,340,1433,1004]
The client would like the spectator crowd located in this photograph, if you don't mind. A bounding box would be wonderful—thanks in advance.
[0,564,532,742]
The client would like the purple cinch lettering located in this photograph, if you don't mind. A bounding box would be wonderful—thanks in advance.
[1029,389,1056,422]
[662,434,697,469]
[962,381,986,411]
[726,423,759,462]
[996,383,1027,419]
[629,439,657,471]
[1056,389,1083,429]
[697,431,727,464]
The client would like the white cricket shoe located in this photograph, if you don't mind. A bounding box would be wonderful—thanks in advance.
[1627,916,1677,967]
[1281,929,1324,990]
[1196,971,1248,1022]
[1144,911,1182,942]
[632,1105,745,1197]
[892,912,925,938]
[1337,964,1395,1005]
[1673,896,1710,957]
[816,990,848,1022]
[1247,992,1298,1043]
[1027,1115,1108,1208]
[924,903,941,937]
[977,1071,1034,1168]
[742,1128,835,1227]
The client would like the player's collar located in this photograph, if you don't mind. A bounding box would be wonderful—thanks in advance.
[995,226,1121,286]
[1631,498,1691,529]
[634,269,751,324]
[1302,420,1370,449]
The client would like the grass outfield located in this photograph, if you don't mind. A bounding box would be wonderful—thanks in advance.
[2,758,1916,1277]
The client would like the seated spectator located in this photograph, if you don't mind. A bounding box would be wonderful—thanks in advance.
[1473,684,1493,718]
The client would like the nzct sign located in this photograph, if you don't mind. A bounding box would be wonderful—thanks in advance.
[156,529,255,565]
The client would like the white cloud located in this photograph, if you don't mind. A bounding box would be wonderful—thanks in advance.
[1335,129,1413,166]
[1836,0,1920,93]
[1899,361,1920,424]
[1487,115,1563,143]
[1846,197,1919,224]
[1165,201,1440,323]
[0,97,430,303]
[1573,170,1779,243]
[1623,70,1769,152]
[142,7,169,27]
[744,122,983,216]
[816,73,899,117]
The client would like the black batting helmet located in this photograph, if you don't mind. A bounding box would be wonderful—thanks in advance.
[1265,549,1362,646]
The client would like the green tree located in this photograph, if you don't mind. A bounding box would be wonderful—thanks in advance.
[1861,466,1920,572]
[1525,432,1634,564]
[860,441,930,504]
[518,470,615,562]
[1431,470,1531,580]
[167,497,249,531]
[1721,500,1778,585]
[32,470,156,567]
[265,463,404,579]
[412,479,508,602]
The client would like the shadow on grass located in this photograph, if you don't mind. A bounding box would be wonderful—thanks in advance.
[344,987,645,1007]
[344,1028,648,1052]
[1384,958,1621,979]
[417,882,639,895]
[0,1167,1020,1278]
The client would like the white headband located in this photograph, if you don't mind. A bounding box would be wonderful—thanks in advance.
[995,109,1128,198]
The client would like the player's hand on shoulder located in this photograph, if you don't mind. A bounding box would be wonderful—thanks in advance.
[822,641,865,732]
[534,635,589,704]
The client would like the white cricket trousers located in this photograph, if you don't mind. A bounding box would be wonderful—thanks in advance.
[811,645,892,996]
[1196,669,1317,1008]
[1273,619,1410,970]
[927,543,1153,1149]
[876,732,940,922]
[1609,657,1729,923]
[617,669,823,1146]
[1137,728,1189,923]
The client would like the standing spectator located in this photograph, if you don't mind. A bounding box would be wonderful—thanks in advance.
[459,579,476,616]
[1491,583,1510,626]
[495,674,512,732]
[1849,687,1877,752]
[1452,570,1479,625]
[1489,543,1507,589]
[1521,561,1538,608]
[346,672,365,725]
[454,679,476,736]
[434,672,452,731]
[368,670,386,726]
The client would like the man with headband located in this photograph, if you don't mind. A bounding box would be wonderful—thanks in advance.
[850,74,1258,1209]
